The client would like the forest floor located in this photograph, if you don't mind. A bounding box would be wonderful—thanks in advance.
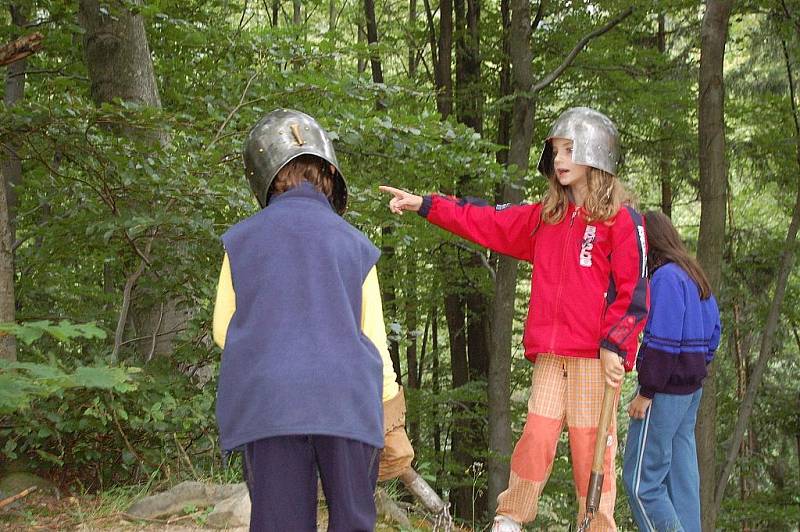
[0,489,466,531]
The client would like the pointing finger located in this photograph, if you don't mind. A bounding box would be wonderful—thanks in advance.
[379,185,405,197]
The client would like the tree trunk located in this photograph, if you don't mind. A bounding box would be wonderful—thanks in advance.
[657,13,673,218]
[0,5,29,362]
[406,272,418,391]
[357,13,367,74]
[78,0,162,109]
[444,291,473,518]
[435,0,453,118]
[495,0,511,168]
[485,0,537,514]
[408,0,418,77]
[78,0,188,360]
[0,159,16,361]
[293,0,301,26]
[711,36,800,518]
[363,0,384,86]
[454,0,481,131]
[454,0,489,518]
[432,307,441,458]
[695,2,733,530]
[485,0,514,512]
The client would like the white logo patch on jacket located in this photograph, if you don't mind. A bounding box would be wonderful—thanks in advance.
[638,225,647,277]
[580,225,597,267]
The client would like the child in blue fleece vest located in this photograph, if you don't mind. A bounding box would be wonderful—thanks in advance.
[215,110,388,532]
[622,210,721,532]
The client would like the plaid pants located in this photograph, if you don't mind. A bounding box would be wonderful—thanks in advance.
[496,354,619,531]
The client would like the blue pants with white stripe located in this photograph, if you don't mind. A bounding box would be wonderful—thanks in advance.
[622,388,703,532]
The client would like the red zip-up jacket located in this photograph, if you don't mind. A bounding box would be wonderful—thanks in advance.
[419,194,649,371]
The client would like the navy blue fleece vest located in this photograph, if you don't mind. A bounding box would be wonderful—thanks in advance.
[217,182,383,450]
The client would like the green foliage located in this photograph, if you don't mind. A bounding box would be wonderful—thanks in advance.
[0,321,133,416]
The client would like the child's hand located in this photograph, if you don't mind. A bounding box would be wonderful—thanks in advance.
[599,348,624,388]
[379,186,423,214]
[627,394,652,419]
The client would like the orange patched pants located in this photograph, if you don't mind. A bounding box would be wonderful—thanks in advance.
[496,354,619,531]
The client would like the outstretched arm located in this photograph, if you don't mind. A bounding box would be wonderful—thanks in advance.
[379,185,540,262]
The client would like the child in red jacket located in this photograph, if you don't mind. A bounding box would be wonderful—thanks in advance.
[381,107,649,531]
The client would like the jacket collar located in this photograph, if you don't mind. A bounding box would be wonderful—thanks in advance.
[268,181,334,211]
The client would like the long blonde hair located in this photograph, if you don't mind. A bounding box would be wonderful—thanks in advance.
[541,167,631,224]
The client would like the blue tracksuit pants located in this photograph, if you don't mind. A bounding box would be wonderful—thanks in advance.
[622,388,703,532]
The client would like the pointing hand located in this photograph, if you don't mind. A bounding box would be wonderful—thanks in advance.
[379,186,423,215]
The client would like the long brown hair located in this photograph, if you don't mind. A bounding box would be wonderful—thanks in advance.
[644,210,712,299]
[541,167,631,224]
[269,154,334,200]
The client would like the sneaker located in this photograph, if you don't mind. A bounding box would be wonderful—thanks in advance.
[492,515,522,532]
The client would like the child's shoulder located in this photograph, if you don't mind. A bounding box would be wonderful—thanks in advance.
[222,208,271,237]
[652,262,689,285]
[613,203,644,224]
[602,204,644,238]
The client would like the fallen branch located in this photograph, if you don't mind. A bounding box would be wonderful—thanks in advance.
[0,33,43,67]
[0,486,38,510]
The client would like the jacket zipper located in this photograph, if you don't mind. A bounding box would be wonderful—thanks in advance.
[548,208,579,352]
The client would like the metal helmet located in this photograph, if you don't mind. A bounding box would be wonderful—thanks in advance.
[536,107,621,177]
[243,109,347,213]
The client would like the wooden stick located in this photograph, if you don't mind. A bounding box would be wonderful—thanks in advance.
[0,486,38,510]
[578,383,616,532]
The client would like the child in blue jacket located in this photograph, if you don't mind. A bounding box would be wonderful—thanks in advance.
[622,210,721,532]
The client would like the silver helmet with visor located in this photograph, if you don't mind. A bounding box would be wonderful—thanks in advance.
[537,107,621,177]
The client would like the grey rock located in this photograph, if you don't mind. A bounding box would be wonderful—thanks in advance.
[126,481,247,520]
[206,487,250,529]
[0,472,59,501]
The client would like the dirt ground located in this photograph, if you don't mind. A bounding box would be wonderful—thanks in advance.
[0,491,448,531]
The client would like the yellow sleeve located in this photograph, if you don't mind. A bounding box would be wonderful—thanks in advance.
[212,253,236,349]
[362,266,400,402]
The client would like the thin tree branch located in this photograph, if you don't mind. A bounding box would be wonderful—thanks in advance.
[532,7,633,94]
[146,302,165,362]
[111,229,158,360]
[780,0,800,35]
[119,327,188,348]
[422,0,438,74]
[110,393,145,465]
[206,72,261,151]
[123,231,154,269]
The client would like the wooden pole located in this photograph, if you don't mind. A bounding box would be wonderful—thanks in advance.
[577,383,616,532]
